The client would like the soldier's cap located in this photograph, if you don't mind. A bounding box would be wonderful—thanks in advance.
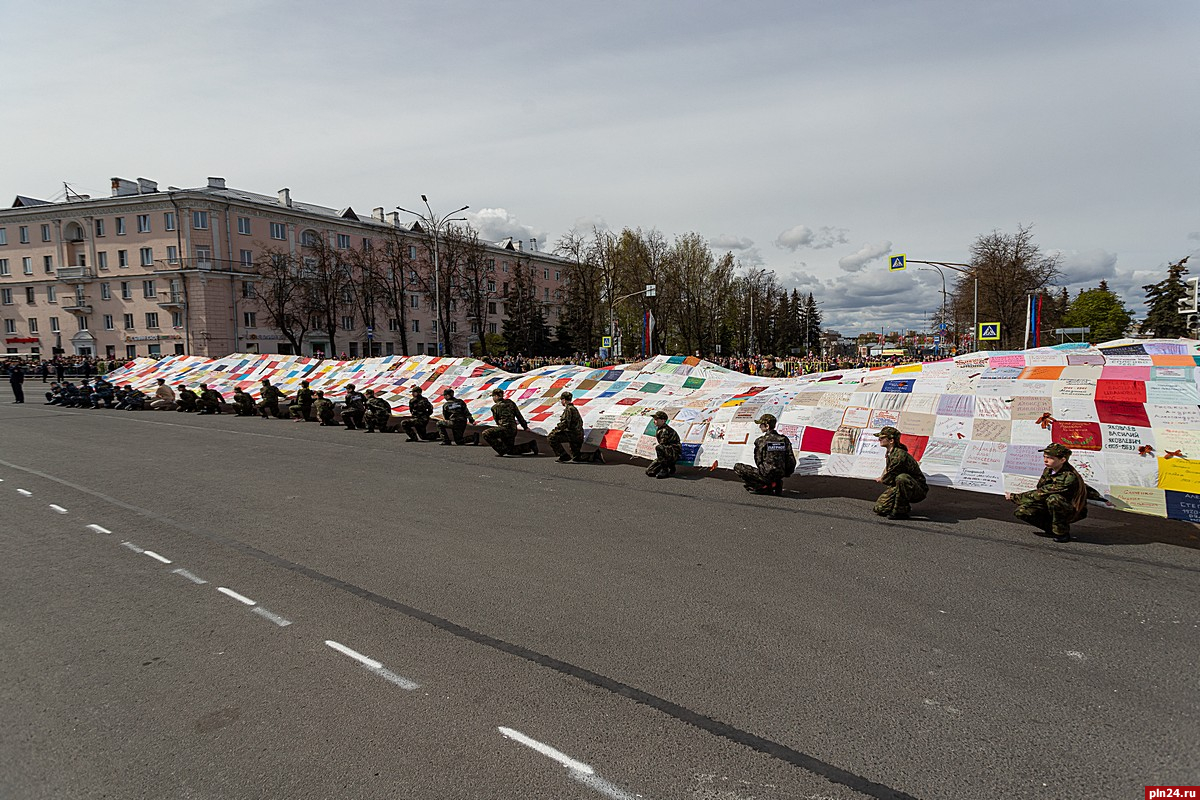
[410,386,422,393]
[651,411,669,421]
[764,355,776,362]
[754,413,777,426]
[1040,443,1072,458]
[491,388,504,396]
[560,391,573,399]
[874,426,902,439]
[441,388,454,396]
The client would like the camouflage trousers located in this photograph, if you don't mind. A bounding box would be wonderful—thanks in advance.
[399,416,429,441]
[1014,494,1074,537]
[233,400,255,416]
[482,426,536,456]
[364,411,391,432]
[873,474,927,516]
[257,399,282,418]
[646,445,680,477]
[288,402,312,420]
[734,463,783,492]
[547,430,583,459]
[438,419,468,444]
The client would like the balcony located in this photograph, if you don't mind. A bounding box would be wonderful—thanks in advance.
[64,298,93,314]
[154,257,255,275]
[157,292,187,309]
[56,266,96,282]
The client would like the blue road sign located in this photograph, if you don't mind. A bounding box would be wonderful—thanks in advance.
[889,254,906,271]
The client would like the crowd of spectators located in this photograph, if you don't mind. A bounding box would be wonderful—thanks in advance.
[0,356,118,381]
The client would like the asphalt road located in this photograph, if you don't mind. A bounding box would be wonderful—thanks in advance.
[2,385,1198,800]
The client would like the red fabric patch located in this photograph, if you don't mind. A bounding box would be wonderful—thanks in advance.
[800,427,835,454]
[601,429,623,449]
[1095,401,1151,428]
[900,434,929,461]
[1051,420,1104,451]
[616,397,641,405]
[1094,379,1147,403]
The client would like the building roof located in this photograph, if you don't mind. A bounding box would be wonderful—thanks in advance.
[11,195,51,208]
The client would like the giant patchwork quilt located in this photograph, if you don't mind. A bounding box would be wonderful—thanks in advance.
[106,339,1200,522]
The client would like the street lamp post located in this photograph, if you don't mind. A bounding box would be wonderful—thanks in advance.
[397,196,469,356]
[917,266,947,357]
[900,259,976,353]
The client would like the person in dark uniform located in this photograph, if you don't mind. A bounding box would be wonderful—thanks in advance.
[363,389,392,433]
[197,384,223,414]
[231,387,256,416]
[314,391,336,425]
[757,356,785,378]
[1006,443,1088,543]
[646,410,681,478]
[547,391,584,462]
[288,379,314,421]
[482,388,538,456]
[8,362,25,403]
[399,386,435,441]
[872,426,928,520]
[256,378,286,418]
[176,384,199,413]
[436,388,477,445]
[734,413,796,495]
[341,384,366,430]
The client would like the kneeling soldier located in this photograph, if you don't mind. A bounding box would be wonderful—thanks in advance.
[482,388,538,456]
[341,384,366,430]
[548,391,585,462]
[872,426,928,520]
[289,379,314,421]
[176,385,199,413]
[436,388,477,445]
[646,411,682,478]
[257,379,285,418]
[197,384,223,414]
[734,413,796,495]
[399,386,434,441]
[232,387,256,416]
[314,391,336,425]
[363,389,392,433]
[1005,443,1087,543]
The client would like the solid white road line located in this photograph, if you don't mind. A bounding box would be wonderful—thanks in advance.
[120,541,144,553]
[251,607,292,627]
[216,586,256,606]
[368,666,420,690]
[17,489,32,496]
[142,550,172,564]
[324,639,382,670]
[497,727,596,776]
[570,772,640,800]
[48,504,68,514]
[171,568,207,584]
[86,524,111,534]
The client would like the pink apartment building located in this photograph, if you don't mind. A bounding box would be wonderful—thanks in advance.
[0,176,568,359]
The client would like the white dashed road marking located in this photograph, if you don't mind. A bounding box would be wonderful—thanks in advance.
[171,568,207,584]
[324,639,381,669]
[48,504,68,514]
[216,587,256,606]
[497,727,596,776]
[143,550,172,564]
[369,665,419,690]
[86,524,111,534]
[121,541,144,553]
[251,607,292,627]
[17,489,32,496]
[323,640,419,689]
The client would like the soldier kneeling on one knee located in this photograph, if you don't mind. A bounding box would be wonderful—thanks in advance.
[872,426,927,521]
[1006,442,1087,544]
[734,413,795,495]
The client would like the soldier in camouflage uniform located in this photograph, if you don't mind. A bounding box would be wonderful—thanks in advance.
[1005,442,1087,543]
[232,387,256,416]
[196,384,223,414]
[548,391,585,462]
[341,384,366,430]
[872,426,928,520]
[123,385,147,410]
[399,386,435,441]
[363,389,392,433]
[257,378,286,419]
[757,356,786,378]
[437,388,477,445]
[482,388,538,456]
[734,413,796,495]
[176,385,199,413]
[313,391,336,426]
[289,379,314,421]
[646,410,682,478]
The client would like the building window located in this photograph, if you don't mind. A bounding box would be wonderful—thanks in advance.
[145,312,159,329]
[408,246,417,259]
[142,280,157,298]
[25,287,35,304]
[148,344,161,356]
[97,251,108,269]
[270,222,287,240]
[235,281,252,300]
[140,247,154,266]
[118,250,129,268]
[41,224,51,242]
[487,281,495,293]
[412,319,420,333]
[487,301,496,314]
[243,311,257,328]
[409,294,419,308]
[408,270,418,286]
[502,281,509,295]
[137,214,150,233]
[348,342,359,358]
[543,269,549,280]
[240,249,253,267]
[0,228,6,245]
[123,313,134,329]
[28,318,38,333]
[125,344,136,359]
[470,320,478,334]
[341,315,354,331]
[4,319,15,334]
[166,246,178,264]
[77,315,88,331]
[337,233,351,249]
[192,210,208,230]
[195,246,211,265]
[172,311,183,328]
[388,318,400,331]
[487,258,496,270]
[19,226,29,243]
[237,216,251,235]
[0,259,7,276]
[362,237,372,250]
[164,212,176,231]
[116,217,126,235]
[103,314,114,330]
[1,289,11,305]
[120,282,131,300]
[449,321,457,333]
[100,283,111,300]
[49,316,60,333]
[23,257,33,275]
[502,262,509,273]
[46,286,57,302]
[544,287,550,300]
[43,255,53,273]
[488,322,497,334]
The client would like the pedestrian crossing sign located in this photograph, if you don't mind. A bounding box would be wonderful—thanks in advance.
[602,336,613,348]
[979,322,1000,340]
[889,254,906,271]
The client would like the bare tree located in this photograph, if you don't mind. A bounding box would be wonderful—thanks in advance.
[452,226,496,356]
[959,224,1062,349]
[373,228,415,355]
[253,247,310,354]
[300,231,352,358]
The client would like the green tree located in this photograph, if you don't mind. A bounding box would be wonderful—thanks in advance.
[1142,256,1191,338]
[1062,280,1134,343]
[502,256,551,355]
[803,292,822,353]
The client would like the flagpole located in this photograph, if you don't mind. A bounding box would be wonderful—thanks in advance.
[1023,294,1032,350]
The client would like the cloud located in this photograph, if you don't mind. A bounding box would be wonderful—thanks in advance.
[709,234,755,251]
[572,215,610,233]
[467,207,548,248]
[1053,248,1118,285]
[1189,232,1200,241]
[774,224,850,251]
[837,241,893,273]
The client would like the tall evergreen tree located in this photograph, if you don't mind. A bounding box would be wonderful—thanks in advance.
[1142,257,1191,338]
[803,293,822,353]
[502,258,551,355]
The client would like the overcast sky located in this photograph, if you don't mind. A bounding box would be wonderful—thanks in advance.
[4,0,1197,335]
